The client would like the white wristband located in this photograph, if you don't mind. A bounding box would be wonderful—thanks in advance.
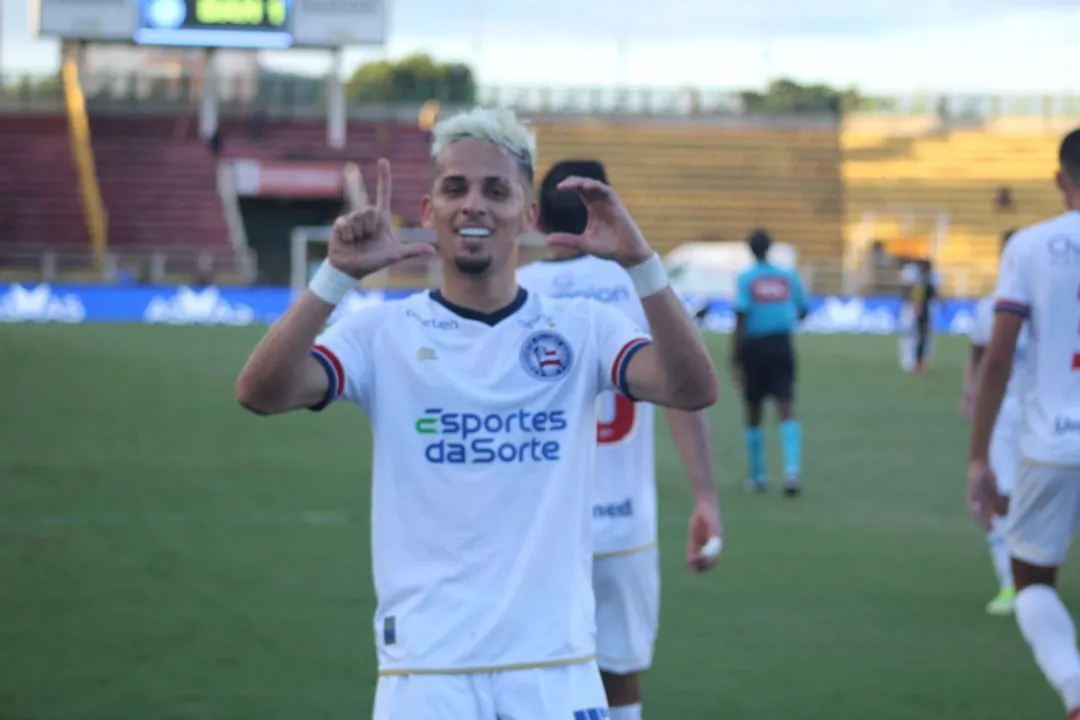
[625,252,668,298]
[308,260,357,305]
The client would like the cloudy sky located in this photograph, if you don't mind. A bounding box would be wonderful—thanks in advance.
[3,0,1080,93]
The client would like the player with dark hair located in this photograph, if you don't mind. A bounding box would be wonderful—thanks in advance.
[519,159,723,720]
[731,229,809,496]
[969,127,1080,720]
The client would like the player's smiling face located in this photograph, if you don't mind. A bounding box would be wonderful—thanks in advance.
[422,139,537,277]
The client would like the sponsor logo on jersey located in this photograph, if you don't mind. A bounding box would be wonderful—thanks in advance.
[1055,417,1080,435]
[415,408,569,464]
[1049,234,1080,266]
[593,498,633,518]
[548,286,631,304]
[573,708,610,720]
[520,330,573,379]
[405,309,458,330]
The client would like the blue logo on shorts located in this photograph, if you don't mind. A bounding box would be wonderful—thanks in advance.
[573,709,610,720]
[520,330,573,380]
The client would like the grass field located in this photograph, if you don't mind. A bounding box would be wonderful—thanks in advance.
[1,324,1076,719]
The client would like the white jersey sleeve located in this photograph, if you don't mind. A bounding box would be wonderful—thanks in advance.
[309,305,389,411]
[969,296,994,347]
[994,237,1033,317]
[592,301,653,399]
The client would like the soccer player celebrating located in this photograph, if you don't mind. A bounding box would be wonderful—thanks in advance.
[235,108,719,719]
[968,129,1080,720]
[731,229,809,495]
[961,229,1022,615]
[518,159,724,720]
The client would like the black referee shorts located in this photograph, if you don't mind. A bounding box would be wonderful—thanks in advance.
[740,333,796,404]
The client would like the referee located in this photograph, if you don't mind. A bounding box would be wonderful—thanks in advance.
[731,229,810,496]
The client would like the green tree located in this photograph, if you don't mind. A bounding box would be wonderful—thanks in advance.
[739,78,860,116]
[346,53,476,104]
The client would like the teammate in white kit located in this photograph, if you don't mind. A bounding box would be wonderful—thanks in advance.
[968,128,1080,720]
[961,229,1023,615]
[234,108,719,719]
[518,160,723,720]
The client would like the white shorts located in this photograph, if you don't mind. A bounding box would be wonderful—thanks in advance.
[1005,462,1080,567]
[989,400,1023,497]
[372,660,608,720]
[592,545,660,675]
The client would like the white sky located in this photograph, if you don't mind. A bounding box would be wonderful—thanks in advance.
[3,0,1080,93]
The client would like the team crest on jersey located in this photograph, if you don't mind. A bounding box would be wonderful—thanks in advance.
[520,330,573,380]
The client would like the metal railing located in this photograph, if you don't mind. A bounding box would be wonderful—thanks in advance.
[6,69,1080,120]
[0,244,258,286]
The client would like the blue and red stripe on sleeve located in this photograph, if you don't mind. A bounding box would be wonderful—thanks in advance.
[994,298,1030,317]
[610,337,652,401]
[308,344,345,411]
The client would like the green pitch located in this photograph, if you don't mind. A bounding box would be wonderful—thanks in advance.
[0,325,1072,719]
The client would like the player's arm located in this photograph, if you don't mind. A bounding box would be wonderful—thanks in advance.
[730,272,750,369]
[235,291,337,415]
[665,407,723,570]
[621,286,719,410]
[969,241,1029,464]
[792,271,810,321]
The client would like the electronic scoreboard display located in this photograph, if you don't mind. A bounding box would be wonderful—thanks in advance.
[134,0,294,48]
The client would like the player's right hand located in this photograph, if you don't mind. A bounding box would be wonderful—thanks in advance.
[966,458,996,531]
[328,159,436,279]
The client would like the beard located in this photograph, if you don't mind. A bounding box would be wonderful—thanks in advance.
[454,255,492,275]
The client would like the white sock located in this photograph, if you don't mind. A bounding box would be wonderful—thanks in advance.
[987,516,1014,590]
[1015,584,1080,712]
[609,704,642,720]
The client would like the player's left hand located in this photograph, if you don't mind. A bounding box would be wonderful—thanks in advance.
[685,498,723,573]
[545,177,654,269]
[966,458,997,531]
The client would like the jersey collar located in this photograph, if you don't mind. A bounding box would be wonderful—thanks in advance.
[429,287,529,327]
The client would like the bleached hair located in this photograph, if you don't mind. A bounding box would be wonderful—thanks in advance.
[430,107,537,184]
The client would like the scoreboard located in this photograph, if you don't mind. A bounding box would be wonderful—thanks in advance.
[135,0,293,48]
[34,0,385,49]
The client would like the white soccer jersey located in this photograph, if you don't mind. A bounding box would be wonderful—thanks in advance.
[517,256,658,555]
[310,288,652,674]
[970,294,1029,400]
[994,211,1080,466]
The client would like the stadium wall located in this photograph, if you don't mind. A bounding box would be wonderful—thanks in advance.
[0,282,981,335]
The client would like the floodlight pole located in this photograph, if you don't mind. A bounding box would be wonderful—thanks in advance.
[199,48,218,140]
[327,47,345,150]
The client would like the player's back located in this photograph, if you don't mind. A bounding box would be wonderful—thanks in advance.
[517,255,658,554]
[735,261,807,337]
[995,212,1080,464]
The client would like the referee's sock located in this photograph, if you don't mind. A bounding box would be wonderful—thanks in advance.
[744,426,765,483]
[780,419,802,478]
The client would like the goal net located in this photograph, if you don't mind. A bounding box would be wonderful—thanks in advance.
[843,205,951,294]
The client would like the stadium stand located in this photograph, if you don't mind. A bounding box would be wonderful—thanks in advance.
[843,123,1064,294]
[532,119,846,265]
[0,114,87,248]
[89,116,232,252]
[217,119,431,227]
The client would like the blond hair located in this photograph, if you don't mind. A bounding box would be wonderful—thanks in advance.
[430,107,536,183]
